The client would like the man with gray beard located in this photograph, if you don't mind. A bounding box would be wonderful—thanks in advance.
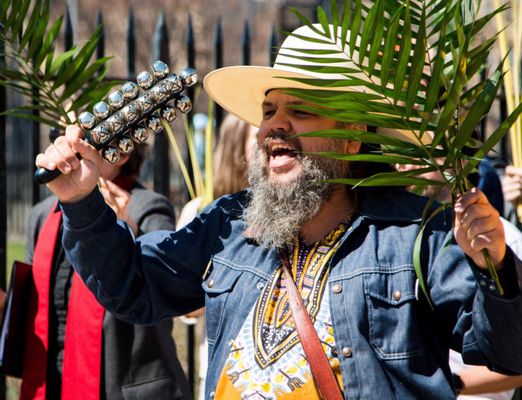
[35,24,522,400]
[244,132,349,249]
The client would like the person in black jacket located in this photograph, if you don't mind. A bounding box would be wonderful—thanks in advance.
[21,140,191,400]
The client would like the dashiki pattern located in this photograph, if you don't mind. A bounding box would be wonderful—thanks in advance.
[214,224,347,399]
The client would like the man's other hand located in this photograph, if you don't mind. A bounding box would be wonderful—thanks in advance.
[454,188,506,270]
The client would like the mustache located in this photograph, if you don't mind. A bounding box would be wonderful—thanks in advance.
[262,131,301,153]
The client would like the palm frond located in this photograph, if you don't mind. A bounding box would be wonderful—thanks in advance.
[0,0,117,128]
[285,0,514,185]
[282,0,519,297]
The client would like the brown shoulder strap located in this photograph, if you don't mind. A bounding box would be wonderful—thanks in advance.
[278,248,344,400]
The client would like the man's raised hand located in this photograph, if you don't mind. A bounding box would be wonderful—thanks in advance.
[35,125,103,203]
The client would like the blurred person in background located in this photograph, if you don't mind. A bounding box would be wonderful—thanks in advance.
[21,133,191,400]
[178,113,257,400]
[177,113,257,226]
[501,165,522,230]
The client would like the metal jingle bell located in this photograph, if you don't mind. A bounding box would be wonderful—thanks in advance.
[150,83,170,103]
[78,111,96,130]
[180,67,197,87]
[137,70,154,89]
[105,112,125,135]
[102,146,121,164]
[176,96,192,114]
[93,101,110,120]
[117,137,135,154]
[164,74,183,93]
[135,93,155,113]
[108,90,125,109]
[147,116,163,133]
[122,81,140,100]
[89,123,112,145]
[161,106,177,123]
[121,102,143,125]
[151,60,169,79]
[130,126,149,143]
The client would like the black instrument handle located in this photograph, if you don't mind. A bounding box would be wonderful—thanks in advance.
[34,166,62,184]
[34,152,83,184]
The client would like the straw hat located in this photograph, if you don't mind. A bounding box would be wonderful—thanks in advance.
[203,24,428,145]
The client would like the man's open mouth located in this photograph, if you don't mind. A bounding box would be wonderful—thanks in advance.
[266,142,299,169]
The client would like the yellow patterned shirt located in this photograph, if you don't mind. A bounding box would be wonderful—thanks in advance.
[214,224,347,399]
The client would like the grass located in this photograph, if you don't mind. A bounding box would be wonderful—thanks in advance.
[7,241,25,270]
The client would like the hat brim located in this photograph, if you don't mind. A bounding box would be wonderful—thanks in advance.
[204,65,324,127]
[203,66,430,146]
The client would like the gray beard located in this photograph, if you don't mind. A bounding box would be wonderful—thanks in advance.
[243,146,348,249]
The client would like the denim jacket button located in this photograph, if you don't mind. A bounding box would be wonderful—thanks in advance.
[256,282,264,290]
[332,284,342,294]
[207,279,215,288]
[341,347,353,358]
[209,391,215,399]
[392,290,401,301]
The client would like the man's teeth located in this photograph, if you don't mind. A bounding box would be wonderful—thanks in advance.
[271,148,294,156]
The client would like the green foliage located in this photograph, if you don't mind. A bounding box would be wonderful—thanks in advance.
[287,0,521,191]
[0,0,117,128]
[284,0,522,299]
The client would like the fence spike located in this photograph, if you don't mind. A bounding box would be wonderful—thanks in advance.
[215,18,223,69]
[185,14,197,391]
[241,19,251,65]
[152,11,168,63]
[269,22,277,67]
[185,14,196,131]
[152,10,170,198]
[186,14,195,69]
[96,9,105,59]
[127,9,136,77]
[214,18,224,133]
[65,4,74,50]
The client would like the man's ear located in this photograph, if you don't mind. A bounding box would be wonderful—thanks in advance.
[342,123,365,154]
[345,139,362,154]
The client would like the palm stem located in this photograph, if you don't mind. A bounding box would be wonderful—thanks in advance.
[162,121,197,199]
[482,249,504,295]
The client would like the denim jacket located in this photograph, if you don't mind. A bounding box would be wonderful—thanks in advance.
[62,187,522,400]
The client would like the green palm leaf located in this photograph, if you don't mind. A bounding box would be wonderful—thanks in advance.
[0,0,117,128]
[281,0,519,298]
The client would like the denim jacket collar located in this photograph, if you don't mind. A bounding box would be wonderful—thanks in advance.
[356,187,430,223]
